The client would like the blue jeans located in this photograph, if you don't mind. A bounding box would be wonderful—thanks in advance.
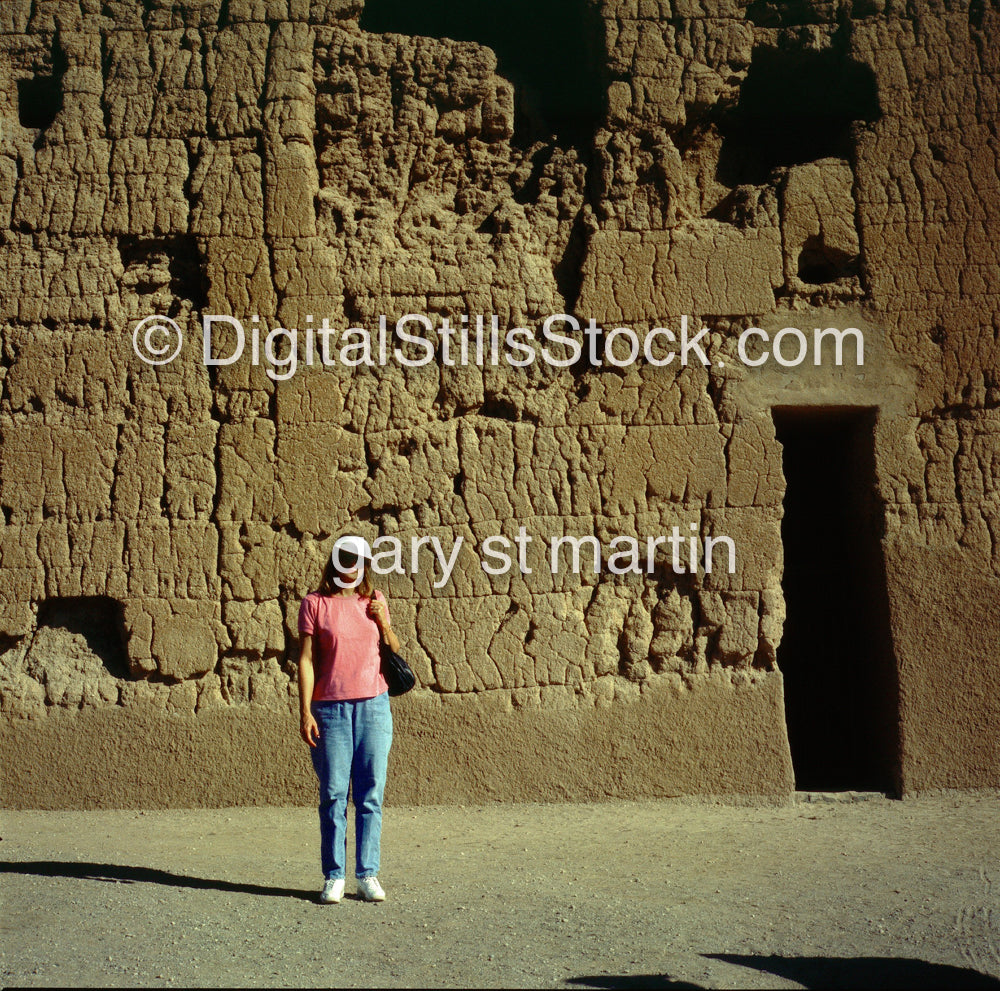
[310,693,392,880]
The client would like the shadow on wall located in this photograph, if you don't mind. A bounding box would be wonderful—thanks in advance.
[17,33,66,133]
[359,0,605,146]
[717,43,880,185]
[568,956,1000,989]
[28,596,132,680]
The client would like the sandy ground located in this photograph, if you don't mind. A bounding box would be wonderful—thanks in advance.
[1,794,999,989]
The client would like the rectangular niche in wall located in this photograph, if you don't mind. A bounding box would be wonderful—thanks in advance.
[772,406,900,795]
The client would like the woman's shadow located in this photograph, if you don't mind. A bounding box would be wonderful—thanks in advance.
[0,860,317,902]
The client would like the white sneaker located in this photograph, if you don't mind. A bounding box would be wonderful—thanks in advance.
[320,878,345,904]
[357,876,385,902]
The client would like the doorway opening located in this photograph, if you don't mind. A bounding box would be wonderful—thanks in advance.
[772,406,900,794]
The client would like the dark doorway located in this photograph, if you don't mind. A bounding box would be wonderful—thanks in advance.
[773,407,900,793]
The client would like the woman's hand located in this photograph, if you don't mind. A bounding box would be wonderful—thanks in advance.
[367,596,390,630]
[301,712,320,748]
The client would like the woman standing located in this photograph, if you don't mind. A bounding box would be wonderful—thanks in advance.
[298,534,400,903]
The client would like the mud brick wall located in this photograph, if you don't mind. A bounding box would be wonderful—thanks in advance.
[1,0,998,807]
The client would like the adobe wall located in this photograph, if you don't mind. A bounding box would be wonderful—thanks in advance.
[1,0,998,807]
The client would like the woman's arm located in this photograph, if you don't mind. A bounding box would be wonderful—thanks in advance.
[368,594,400,653]
[298,634,320,747]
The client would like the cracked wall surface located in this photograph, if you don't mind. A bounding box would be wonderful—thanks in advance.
[1,0,999,807]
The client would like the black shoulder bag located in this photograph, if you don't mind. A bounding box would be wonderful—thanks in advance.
[380,642,416,697]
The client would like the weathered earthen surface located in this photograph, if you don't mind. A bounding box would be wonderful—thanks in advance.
[1,0,998,806]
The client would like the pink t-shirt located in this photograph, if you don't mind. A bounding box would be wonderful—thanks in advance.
[297,590,390,701]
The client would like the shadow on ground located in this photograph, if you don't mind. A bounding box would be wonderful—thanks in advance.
[566,977,700,989]
[568,956,1000,989]
[0,860,316,902]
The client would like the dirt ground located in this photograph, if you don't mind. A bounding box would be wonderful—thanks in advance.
[1,793,999,989]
